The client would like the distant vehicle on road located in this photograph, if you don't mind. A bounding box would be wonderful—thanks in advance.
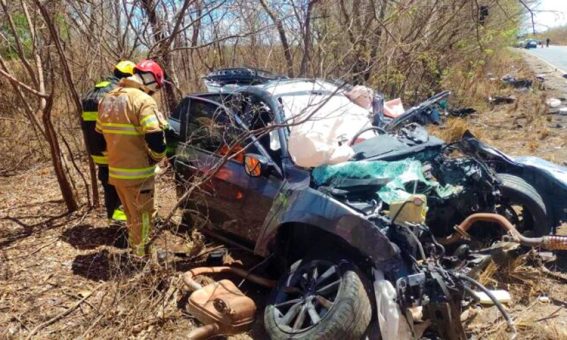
[524,39,539,49]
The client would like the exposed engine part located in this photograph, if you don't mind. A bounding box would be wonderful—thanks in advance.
[389,194,428,224]
[439,213,567,250]
[457,274,517,339]
[395,265,466,340]
[183,267,276,339]
[388,214,530,340]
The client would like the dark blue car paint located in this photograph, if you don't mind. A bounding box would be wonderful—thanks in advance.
[254,158,399,265]
[460,134,567,229]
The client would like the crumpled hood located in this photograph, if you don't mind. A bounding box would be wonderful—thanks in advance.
[312,159,460,204]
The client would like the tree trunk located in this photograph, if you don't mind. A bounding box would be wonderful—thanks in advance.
[36,0,97,208]
[42,96,78,212]
[141,0,179,112]
[259,0,294,77]
[299,0,319,77]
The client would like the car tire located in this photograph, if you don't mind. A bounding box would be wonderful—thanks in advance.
[264,257,372,340]
[498,173,551,236]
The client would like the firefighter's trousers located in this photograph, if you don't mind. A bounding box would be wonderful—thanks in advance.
[114,178,155,256]
[97,166,121,220]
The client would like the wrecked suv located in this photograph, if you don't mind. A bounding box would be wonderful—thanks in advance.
[169,68,567,339]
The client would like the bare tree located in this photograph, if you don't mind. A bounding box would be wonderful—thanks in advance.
[35,0,98,208]
[0,0,78,211]
[259,0,295,77]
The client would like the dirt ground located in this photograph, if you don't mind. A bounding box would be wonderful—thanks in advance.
[2,52,567,339]
[0,168,271,339]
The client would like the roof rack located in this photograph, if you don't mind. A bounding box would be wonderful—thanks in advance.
[203,67,288,86]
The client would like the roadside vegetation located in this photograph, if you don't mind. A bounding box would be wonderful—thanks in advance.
[433,48,558,160]
[536,25,567,45]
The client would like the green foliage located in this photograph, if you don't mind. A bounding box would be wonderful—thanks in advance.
[0,11,32,59]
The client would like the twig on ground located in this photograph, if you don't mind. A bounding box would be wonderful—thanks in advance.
[25,283,104,339]
[11,315,29,331]
[80,312,105,338]
[535,306,563,323]
[6,210,88,261]
[539,264,567,284]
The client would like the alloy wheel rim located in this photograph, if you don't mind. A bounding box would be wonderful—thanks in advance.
[272,260,342,333]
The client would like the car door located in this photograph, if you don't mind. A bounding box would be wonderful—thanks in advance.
[175,96,282,244]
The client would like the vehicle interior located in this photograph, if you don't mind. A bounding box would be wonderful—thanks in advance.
[178,92,281,168]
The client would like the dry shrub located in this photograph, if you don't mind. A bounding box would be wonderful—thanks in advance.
[539,25,567,46]
[429,118,484,143]
[436,48,566,163]
[0,117,47,175]
[527,139,539,153]
[0,61,86,176]
[531,323,567,340]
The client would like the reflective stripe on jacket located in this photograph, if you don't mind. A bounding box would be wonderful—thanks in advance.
[81,77,119,165]
[97,80,167,185]
[91,154,108,165]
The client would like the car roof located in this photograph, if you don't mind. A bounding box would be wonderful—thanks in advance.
[258,79,344,95]
[204,78,346,96]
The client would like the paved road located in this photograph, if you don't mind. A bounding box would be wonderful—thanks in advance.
[523,46,567,73]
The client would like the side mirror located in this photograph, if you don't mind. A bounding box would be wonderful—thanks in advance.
[244,153,270,177]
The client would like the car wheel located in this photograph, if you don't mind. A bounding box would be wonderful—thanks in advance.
[264,257,372,340]
[498,173,551,236]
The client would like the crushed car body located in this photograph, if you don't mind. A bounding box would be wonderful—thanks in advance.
[167,68,567,339]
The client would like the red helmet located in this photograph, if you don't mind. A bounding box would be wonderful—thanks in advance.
[134,59,165,88]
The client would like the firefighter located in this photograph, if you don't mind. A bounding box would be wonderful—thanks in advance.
[96,59,167,257]
[81,60,135,222]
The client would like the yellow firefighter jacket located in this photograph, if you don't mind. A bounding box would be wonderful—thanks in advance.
[96,78,167,186]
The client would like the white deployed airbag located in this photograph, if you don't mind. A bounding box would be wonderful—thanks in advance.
[273,81,374,167]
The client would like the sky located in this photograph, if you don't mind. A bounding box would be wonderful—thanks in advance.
[531,0,567,32]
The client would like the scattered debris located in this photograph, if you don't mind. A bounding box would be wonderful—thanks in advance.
[501,74,533,89]
[183,267,275,339]
[537,251,557,263]
[473,290,512,305]
[448,107,476,117]
[535,75,546,89]
[384,98,405,118]
[546,98,562,108]
[488,95,516,105]
[383,91,450,130]
[345,85,374,109]
[559,108,567,115]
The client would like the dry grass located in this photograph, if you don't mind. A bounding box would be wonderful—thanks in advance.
[0,164,269,339]
[465,250,567,340]
[430,118,485,143]
[431,50,567,164]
